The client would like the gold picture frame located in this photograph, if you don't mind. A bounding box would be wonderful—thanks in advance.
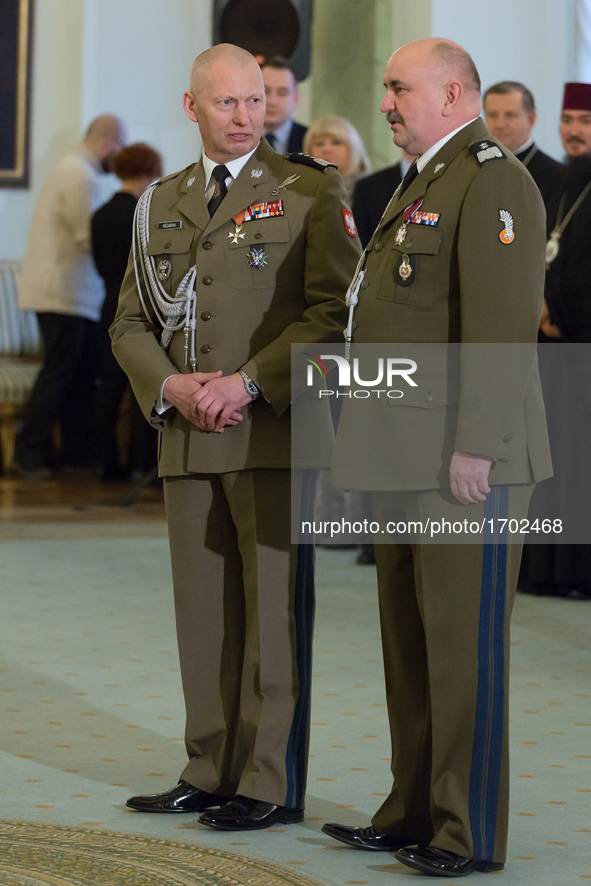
[0,0,34,188]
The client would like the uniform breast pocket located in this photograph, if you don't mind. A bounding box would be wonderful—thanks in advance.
[377,225,442,308]
[145,228,196,294]
[228,216,291,290]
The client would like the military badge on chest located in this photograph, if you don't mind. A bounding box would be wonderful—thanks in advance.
[246,247,268,270]
[227,200,284,269]
[157,259,171,281]
[396,253,415,286]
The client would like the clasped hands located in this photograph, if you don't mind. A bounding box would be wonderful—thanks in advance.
[163,375,494,498]
[163,371,252,433]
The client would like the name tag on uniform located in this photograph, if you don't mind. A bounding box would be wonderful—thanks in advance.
[158,220,183,230]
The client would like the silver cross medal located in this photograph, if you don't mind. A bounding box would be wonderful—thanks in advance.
[394,223,407,246]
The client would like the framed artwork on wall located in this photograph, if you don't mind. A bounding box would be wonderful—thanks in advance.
[0,0,34,188]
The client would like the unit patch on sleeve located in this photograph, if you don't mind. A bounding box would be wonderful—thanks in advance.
[470,140,506,165]
[498,209,515,244]
[342,209,358,238]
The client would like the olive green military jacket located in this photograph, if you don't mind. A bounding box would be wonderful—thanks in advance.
[111,139,361,476]
[332,118,553,491]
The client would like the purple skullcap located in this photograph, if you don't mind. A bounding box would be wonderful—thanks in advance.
[562,82,591,112]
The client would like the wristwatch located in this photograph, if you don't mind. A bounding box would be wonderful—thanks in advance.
[238,369,261,400]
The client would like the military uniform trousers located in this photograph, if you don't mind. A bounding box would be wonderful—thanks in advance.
[369,483,533,864]
[163,467,316,809]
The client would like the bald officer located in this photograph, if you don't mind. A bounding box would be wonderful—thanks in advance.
[322,39,551,876]
[111,44,360,831]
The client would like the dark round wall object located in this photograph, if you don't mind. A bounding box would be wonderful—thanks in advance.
[213,0,312,81]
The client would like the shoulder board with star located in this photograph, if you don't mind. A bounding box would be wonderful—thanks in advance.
[469,140,507,166]
[287,152,338,172]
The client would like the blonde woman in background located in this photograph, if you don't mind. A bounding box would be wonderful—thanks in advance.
[304,115,372,200]
[304,116,372,553]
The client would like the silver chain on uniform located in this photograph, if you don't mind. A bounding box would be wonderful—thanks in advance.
[132,183,199,369]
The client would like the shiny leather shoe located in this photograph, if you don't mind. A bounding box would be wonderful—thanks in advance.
[322,823,411,851]
[395,846,504,876]
[198,794,304,830]
[126,780,227,813]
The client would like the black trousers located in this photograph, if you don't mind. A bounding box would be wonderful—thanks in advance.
[15,312,98,470]
[92,324,157,478]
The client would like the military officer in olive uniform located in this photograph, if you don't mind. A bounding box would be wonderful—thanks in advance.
[111,44,360,831]
[322,39,551,877]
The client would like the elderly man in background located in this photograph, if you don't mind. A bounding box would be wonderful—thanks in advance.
[112,44,359,831]
[323,38,551,876]
[483,80,562,205]
[15,114,127,477]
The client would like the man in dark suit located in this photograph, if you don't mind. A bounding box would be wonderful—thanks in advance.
[322,38,551,877]
[261,57,307,153]
[520,81,591,599]
[111,43,360,831]
[483,81,562,206]
[352,149,414,246]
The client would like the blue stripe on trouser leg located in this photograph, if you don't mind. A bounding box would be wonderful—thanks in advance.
[468,486,508,860]
[284,471,316,808]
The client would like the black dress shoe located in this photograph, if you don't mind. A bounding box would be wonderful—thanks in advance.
[395,846,504,876]
[198,794,304,830]
[126,780,227,813]
[322,822,411,851]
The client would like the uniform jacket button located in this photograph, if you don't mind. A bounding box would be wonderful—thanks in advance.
[374,242,383,252]
[503,434,513,443]
[425,394,434,402]
[255,232,263,239]
[202,241,213,250]
[200,311,211,321]
[200,344,211,354]
[404,241,413,249]
[361,279,369,289]
[202,275,212,285]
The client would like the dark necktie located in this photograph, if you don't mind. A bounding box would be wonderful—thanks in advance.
[266,133,277,150]
[208,165,230,217]
[399,160,419,195]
